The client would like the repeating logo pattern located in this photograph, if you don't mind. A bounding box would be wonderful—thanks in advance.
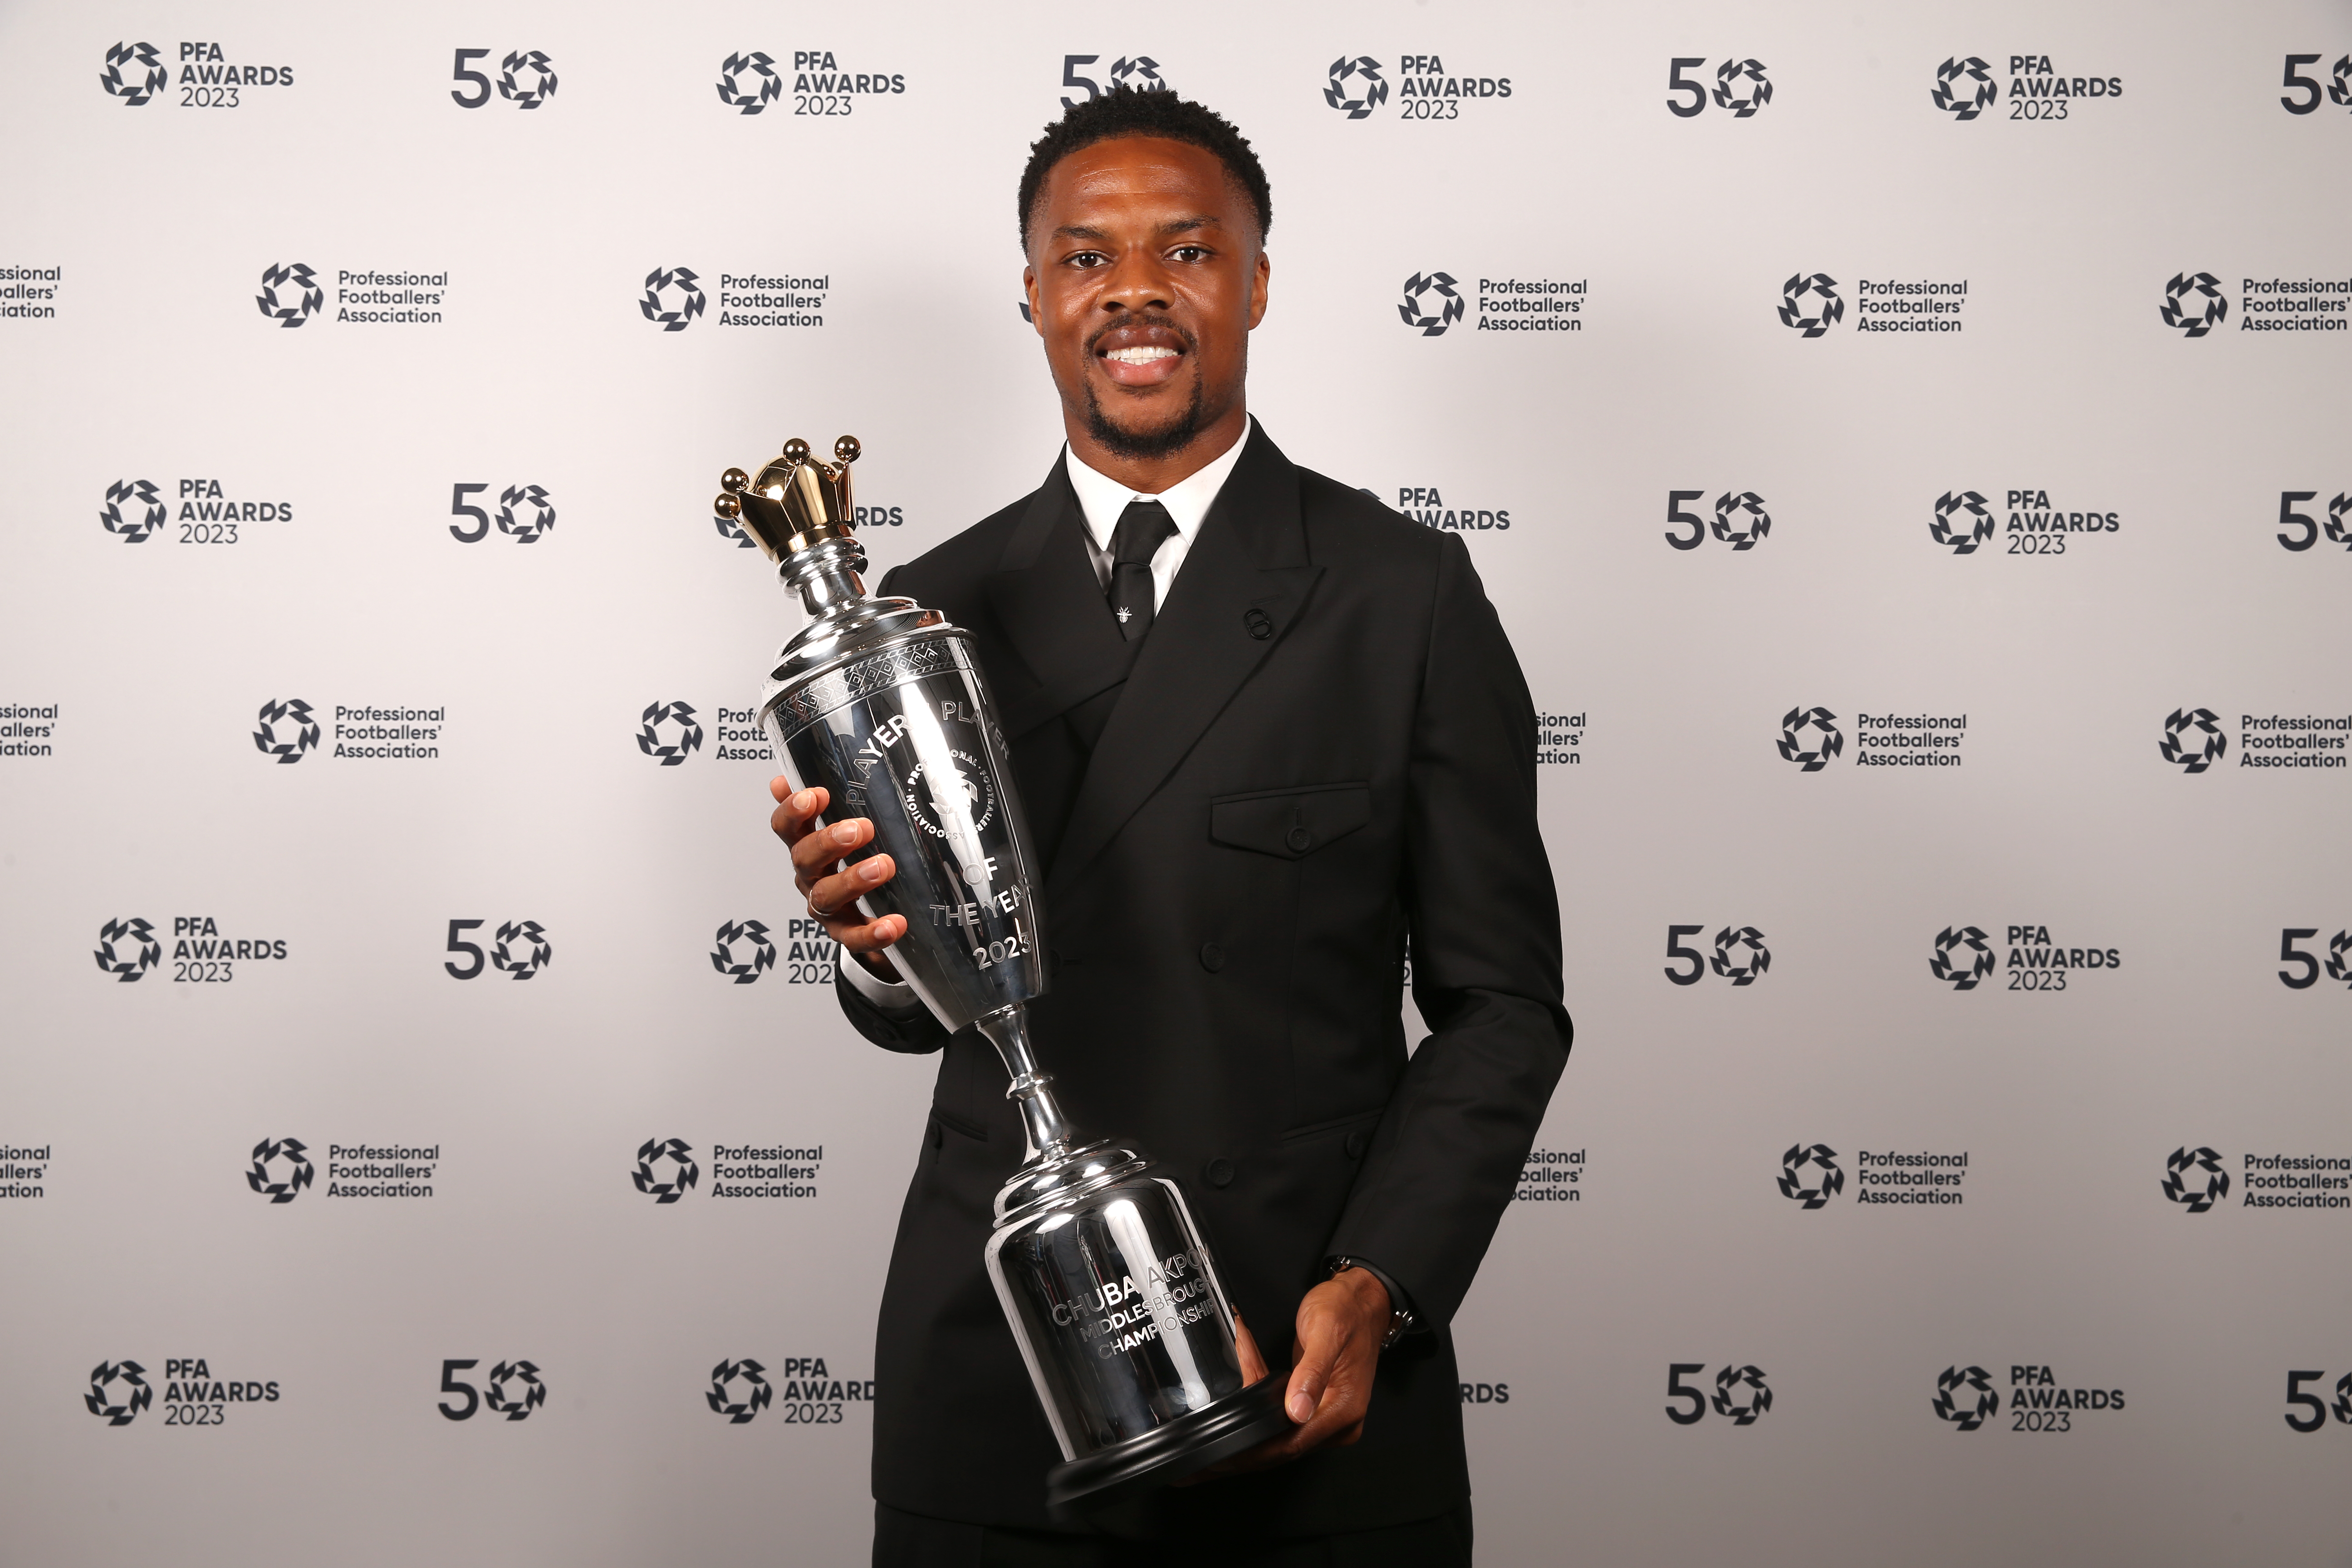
[633,1137,698,1203]
[484,1360,547,1418]
[85,1360,152,1424]
[717,51,783,114]
[490,920,553,979]
[1710,926,1771,985]
[254,699,320,764]
[1399,272,1465,336]
[2158,707,2227,773]
[1710,491,1770,549]
[1711,1364,1773,1422]
[710,919,777,983]
[1324,57,1387,119]
[100,42,168,105]
[99,479,166,543]
[494,485,557,542]
[1712,59,1773,116]
[637,701,704,764]
[1933,1365,2000,1430]
[1779,273,1842,337]
[1930,490,1995,554]
[2160,272,2228,337]
[2162,1146,2230,1212]
[93,916,161,981]
[707,1358,774,1422]
[1778,706,1843,770]
[1930,926,1996,990]
[497,52,558,108]
[640,267,706,332]
[255,263,322,328]
[1778,1143,1842,1208]
[246,1137,314,1204]
[1931,57,1998,119]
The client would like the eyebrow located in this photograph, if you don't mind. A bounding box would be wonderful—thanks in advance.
[1052,216,1225,243]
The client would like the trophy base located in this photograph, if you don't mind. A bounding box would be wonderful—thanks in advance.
[1044,1376,1292,1514]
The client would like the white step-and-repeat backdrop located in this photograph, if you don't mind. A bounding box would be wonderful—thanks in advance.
[4,3,2348,1563]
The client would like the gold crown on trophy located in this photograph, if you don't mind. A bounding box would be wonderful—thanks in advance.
[714,435,862,562]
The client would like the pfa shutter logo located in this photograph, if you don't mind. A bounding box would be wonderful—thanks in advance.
[1778,1143,1842,1208]
[711,919,776,983]
[637,701,704,764]
[490,920,553,978]
[633,1137,698,1203]
[253,698,319,763]
[2159,707,2227,772]
[101,480,166,543]
[1931,57,1998,119]
[246,1137,313,1203]
[1712,59,1772,116]
[1778,274,1842,336]
[1931,490,1995,554]
[1712,1366,1771,1422]
[2161,272,2228,337]
[496,485,555,542]
[1710,492,1769,549]
[255,263,321,328]
[1710,926,1770,984]
[2162,1146,2230,1212]
[1930,925,1996,989]
[100,42,168,105]
[1324,57,1387,118]
[640,267,706,331]
[708,1359,774,1422]
[497,52,557,107]
[717,52,782,113]
[1777,706,1842,770]
[85,1360,153,1424]
[1933,1365,2000,1430]
[93,916,161,981]
[1399,272,1464,336]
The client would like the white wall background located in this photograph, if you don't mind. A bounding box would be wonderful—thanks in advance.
[3,3,2349,1564]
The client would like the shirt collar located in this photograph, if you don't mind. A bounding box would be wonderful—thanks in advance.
[1063,416,1254,553]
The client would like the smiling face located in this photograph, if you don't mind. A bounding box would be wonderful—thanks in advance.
[1022,136,1269,480]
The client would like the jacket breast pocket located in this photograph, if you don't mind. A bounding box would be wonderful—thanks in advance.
[1210,781,1372,860]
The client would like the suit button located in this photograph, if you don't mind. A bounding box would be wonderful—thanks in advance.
[1344,1130,1368,1160]
[1199,942,1225,972]
[1204,1158,1235,1188]
[1285,826,1313,853]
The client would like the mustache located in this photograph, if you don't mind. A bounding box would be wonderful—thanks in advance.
[1085,313,1197,357]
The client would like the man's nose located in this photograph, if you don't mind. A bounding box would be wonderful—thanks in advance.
[1099,252,1174,313]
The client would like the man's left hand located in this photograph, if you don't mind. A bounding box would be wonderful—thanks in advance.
[1176,1267,1389,1480]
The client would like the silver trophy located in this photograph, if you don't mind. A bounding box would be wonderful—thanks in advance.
[716,438,1289,1509]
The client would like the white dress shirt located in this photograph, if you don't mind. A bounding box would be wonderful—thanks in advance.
[839,420,1254,1008]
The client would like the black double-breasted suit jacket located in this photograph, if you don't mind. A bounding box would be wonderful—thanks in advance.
[834,425,1570,1536]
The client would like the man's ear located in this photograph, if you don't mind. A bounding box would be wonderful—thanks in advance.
[1022,264,1045,338]
[1247,250,1271,331]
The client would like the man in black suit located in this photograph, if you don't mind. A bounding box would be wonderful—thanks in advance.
[769,88,1569,1566]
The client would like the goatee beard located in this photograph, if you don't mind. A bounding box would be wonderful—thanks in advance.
[1081,376,1208,461]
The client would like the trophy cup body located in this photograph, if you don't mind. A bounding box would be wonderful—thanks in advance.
[717,440,1289,1509]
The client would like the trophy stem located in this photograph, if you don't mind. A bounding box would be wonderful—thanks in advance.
[783,535,870,617]
[977,1007,1076,1161]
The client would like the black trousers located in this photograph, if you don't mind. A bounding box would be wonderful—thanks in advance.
[873,1501,1474,1568]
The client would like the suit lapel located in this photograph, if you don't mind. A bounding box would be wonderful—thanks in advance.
[982,457,1139,740]
[1048,426,1324,899]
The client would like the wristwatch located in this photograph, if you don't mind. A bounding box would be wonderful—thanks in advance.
[1328,1256,1418,1350]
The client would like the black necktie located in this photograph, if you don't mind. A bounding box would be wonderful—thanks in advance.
[1107,499,1176,642]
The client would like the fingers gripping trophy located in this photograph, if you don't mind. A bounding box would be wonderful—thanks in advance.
[714,438,1290,1509]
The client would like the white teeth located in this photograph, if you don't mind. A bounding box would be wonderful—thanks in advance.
[1105,346,1177,364]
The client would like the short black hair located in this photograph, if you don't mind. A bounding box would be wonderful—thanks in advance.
[1018,88,1272,251]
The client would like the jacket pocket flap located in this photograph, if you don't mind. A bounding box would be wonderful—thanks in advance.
[1210,782,1372,860]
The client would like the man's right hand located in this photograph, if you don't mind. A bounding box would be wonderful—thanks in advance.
[769,780,906,979]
